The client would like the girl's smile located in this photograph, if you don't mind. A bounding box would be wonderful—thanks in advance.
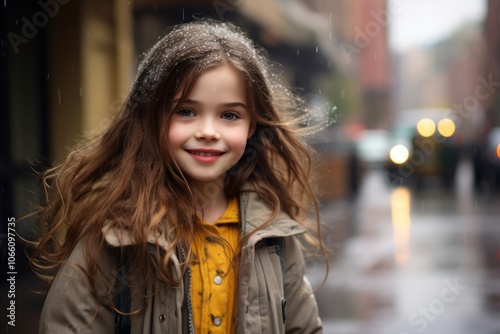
[185,149,225,163]
[167,64,256,185]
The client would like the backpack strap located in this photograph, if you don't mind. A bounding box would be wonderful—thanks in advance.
[114,245,156,333]
[114,254,131,334]
[267,237,287,324]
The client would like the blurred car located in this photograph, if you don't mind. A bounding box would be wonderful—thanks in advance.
[354,129,391,169]
[384,108,461,190]
[473,127,500,192]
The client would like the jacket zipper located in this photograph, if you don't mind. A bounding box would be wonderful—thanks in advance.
[179,245,195,334]
[239,192,248,237]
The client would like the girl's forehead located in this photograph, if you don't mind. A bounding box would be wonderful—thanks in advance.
[177,65,246,96]
[176,63,245,88]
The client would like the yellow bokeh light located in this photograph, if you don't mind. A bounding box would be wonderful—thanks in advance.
[497,144,500,159]
[390,145,409,164]
[391,187,411,266]
[437,118,456,137]
[416,118,436,137]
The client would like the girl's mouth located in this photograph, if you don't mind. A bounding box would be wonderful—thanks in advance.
[187,150,223,157]
[186,149,224,163]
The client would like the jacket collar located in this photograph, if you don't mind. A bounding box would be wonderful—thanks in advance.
[239,190,307,242]
[101,220,171,250]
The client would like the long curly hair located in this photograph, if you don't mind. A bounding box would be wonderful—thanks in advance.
[29,19,327,306]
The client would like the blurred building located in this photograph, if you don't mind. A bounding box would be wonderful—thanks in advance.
[314,0,392,130]
[485,0,500,130]
[355,0,392,129]
[1,0,134,227]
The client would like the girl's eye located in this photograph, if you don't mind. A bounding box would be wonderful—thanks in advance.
[221,112,239,121]
[177,109,195,118]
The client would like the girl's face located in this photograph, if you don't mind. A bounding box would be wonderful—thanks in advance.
[167,65,256,186]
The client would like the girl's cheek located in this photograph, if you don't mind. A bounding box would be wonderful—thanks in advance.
[167,123,183,144]
[235,139,249,155]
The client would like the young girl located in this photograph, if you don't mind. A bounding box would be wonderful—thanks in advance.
[32,19,326,333]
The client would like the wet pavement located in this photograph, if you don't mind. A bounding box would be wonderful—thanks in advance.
[311,158,500,334]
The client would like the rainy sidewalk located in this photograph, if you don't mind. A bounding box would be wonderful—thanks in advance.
[311,160,500,334]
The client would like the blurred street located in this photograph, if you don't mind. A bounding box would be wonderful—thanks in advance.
[311,157,500,334]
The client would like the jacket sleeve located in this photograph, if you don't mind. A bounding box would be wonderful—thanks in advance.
[39,242,116,334]
[283,236,323,334]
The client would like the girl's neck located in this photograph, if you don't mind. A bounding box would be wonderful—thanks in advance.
[191,178,228,224]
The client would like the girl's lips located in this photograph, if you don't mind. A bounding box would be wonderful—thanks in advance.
[185,149,224,163]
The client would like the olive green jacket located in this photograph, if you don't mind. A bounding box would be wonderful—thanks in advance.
[39,190,322,333]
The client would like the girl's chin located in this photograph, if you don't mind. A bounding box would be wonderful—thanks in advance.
[186,175,226,186]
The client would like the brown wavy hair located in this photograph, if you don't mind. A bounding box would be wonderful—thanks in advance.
[29,19,327,306]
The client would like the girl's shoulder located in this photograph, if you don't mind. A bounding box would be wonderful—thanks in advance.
[64,236,120,273]
[240,190,308,238]
[40,238,117,333]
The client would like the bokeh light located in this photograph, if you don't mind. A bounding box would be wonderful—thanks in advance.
[416,118,436,137]
[390,145,410,164]
[437,118,456,137]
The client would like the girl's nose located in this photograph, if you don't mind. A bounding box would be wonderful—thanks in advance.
[194,119,221,141]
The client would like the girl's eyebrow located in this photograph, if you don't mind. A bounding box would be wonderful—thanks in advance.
[173,98,248,109]
[221,102,248,109]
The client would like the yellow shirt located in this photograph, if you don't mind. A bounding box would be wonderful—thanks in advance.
[191,198,240,334]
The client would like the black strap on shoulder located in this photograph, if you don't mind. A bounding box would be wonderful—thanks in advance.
[266,238,285,281]
[114,255,131,334]
[267,237,287,324]
[114,245,156,333]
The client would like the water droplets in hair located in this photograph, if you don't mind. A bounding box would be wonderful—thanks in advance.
[306,96,338,133]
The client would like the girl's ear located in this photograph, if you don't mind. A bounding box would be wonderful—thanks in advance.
[247,121,256,138]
